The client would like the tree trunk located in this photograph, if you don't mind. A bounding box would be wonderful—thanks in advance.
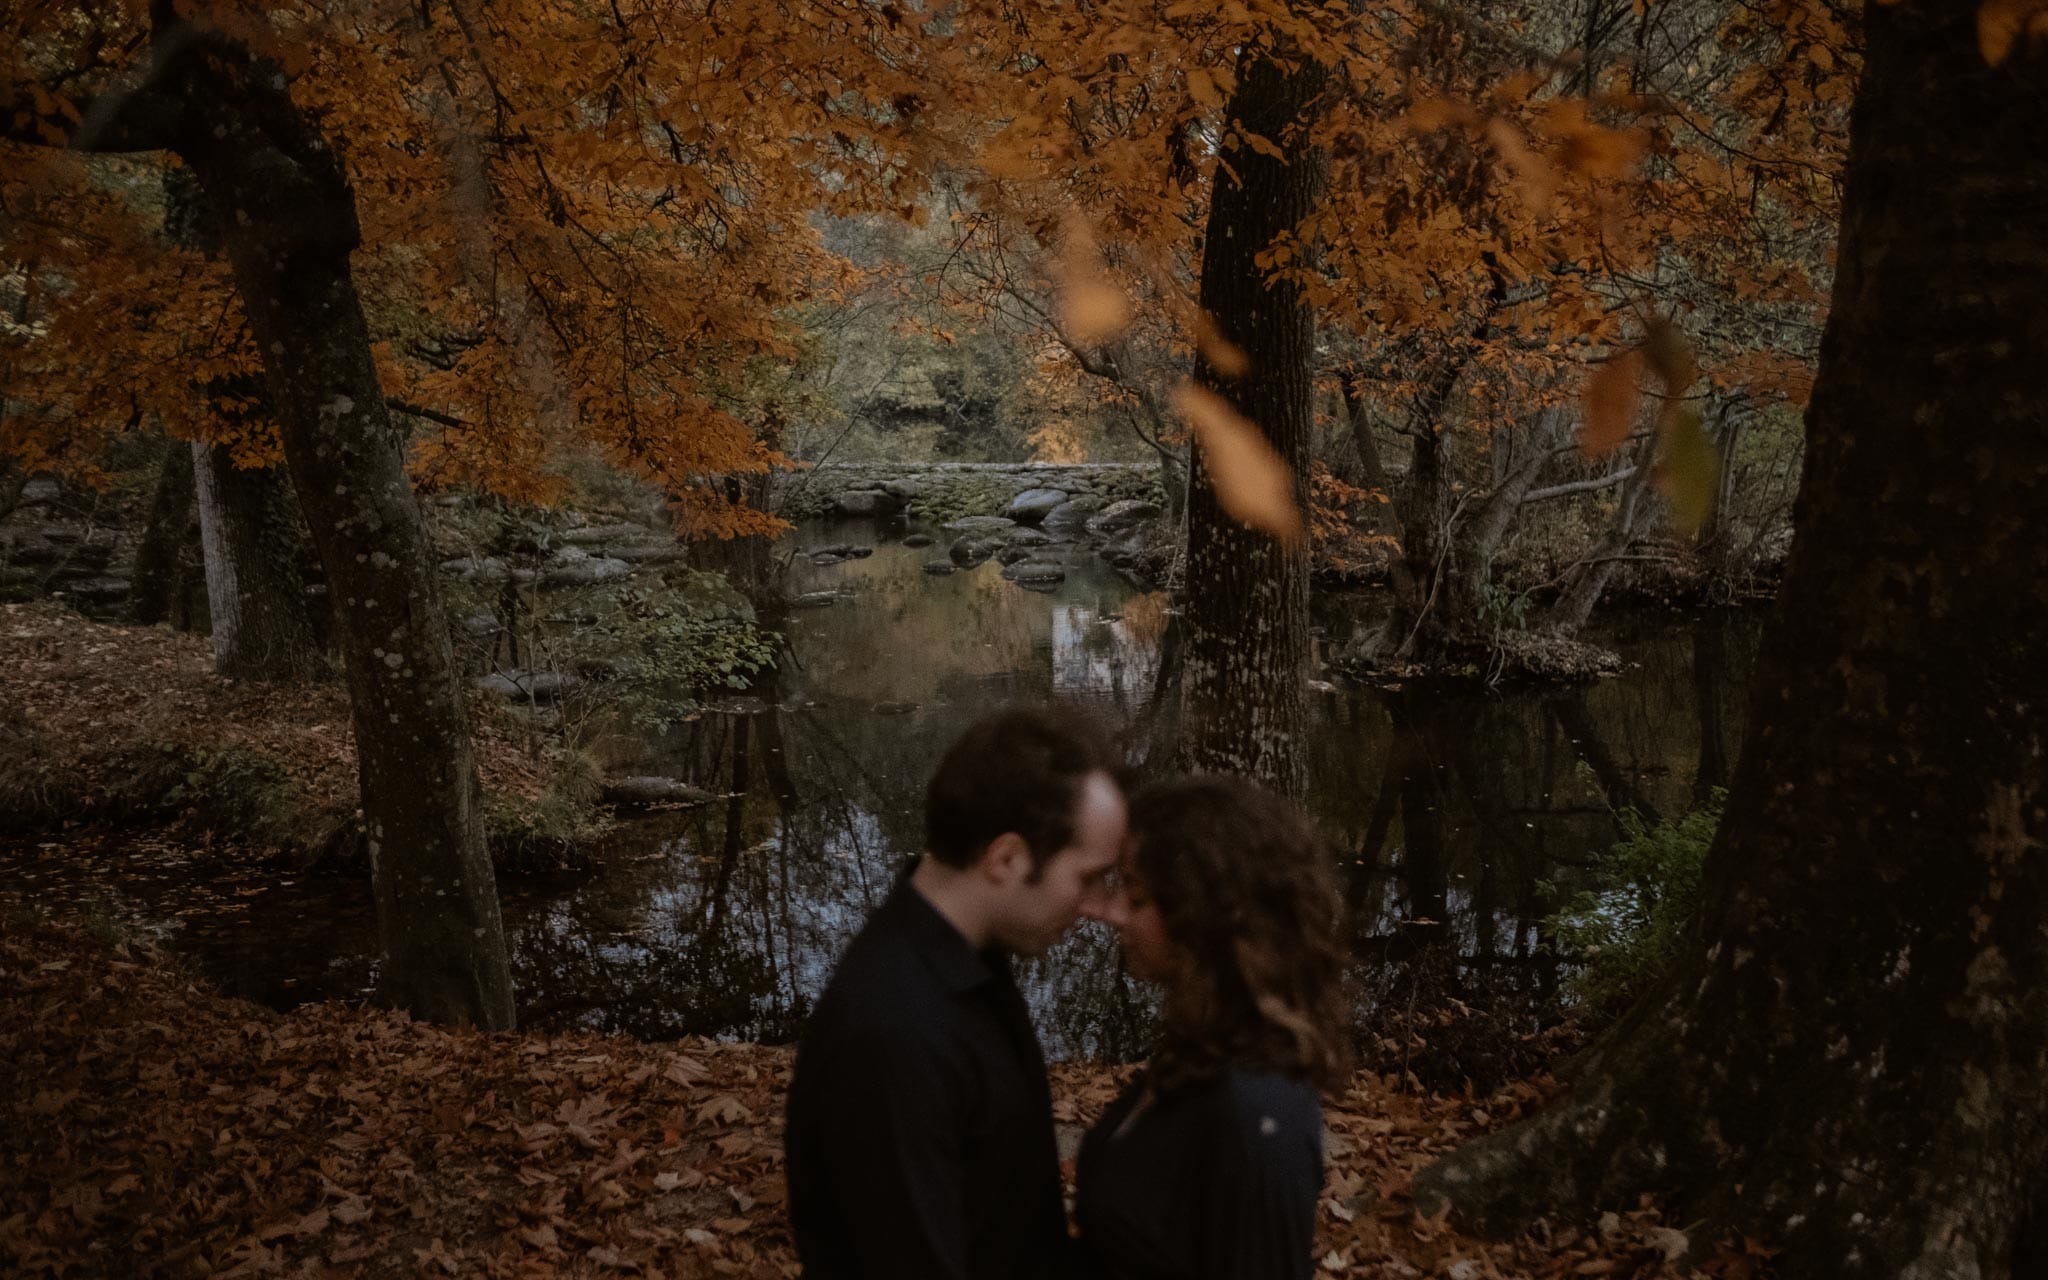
[130,438,195,627]
[155,22,514,1026]
[190,441,317,680]
[1545,435,1659,633]
[1176,24,1327,797]
[1414,7,2048,1273]
[1449,409,1567,629]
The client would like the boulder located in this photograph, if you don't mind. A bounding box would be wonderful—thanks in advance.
[561,523,648,546]
[441,554,512,582]
[601,776,717,807]
[1003,487,1070,523]
[901,533,936,549]
[882,478,923,500]
[59,576,130,602]
[808,542,874,565]
[5,542,68,567]
[1001,526,1056,548]
[835,489,902,517]
[1085,498,1164,536]
[607,542,685,564]
[995,545,1037,566]
[19,477,62,506]
[1002,561,1067,586]
[541,555,632,586]
[475,669,581,703]
[940,515,1017,535]
[1042,495,1108,530]
[948,536,997,567]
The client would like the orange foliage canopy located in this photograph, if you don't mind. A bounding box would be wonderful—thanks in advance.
[4,0,1862,529]
[3,0,944,530]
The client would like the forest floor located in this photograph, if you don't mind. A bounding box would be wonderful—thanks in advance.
[0,603,595,863]
[2,919,1774,1280]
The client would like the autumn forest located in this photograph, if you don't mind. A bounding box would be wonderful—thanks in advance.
[3,0,2045,1276]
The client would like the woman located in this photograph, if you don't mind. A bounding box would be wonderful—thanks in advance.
[1076,774,1352,1280]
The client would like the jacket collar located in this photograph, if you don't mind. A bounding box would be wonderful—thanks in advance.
[886,871,1002,994]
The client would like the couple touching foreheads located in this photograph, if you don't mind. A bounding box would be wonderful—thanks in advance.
[785,706,1351,1280]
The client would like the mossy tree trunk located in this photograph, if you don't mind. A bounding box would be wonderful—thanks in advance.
[7,11,519,1028]
[1176,21,1326,798]
[1414,7,2048,1273]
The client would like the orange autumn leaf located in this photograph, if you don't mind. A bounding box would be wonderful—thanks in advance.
[1581,351,1644,458]
[1054,212,1131,346]
[1978,0,2048,65]
[1193,311,1251,378]
[1173,382,1301,544]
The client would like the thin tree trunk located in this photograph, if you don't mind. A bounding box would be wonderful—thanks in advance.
[1416,7,2048,1272]
[130,438,195,626]
[1176,22,1327,796]
[190,441,316,680]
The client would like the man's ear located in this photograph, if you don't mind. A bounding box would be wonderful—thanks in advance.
[981,832,1033,887]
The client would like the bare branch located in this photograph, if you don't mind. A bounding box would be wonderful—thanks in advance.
[1521,466,1638,505]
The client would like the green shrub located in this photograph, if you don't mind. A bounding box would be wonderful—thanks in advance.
[577,577,778,734]
[1543,792,1723,1021]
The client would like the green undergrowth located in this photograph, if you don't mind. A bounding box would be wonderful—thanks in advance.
[0,734,311,848]
[1543,792,1724,1022]
[0,726,611,875]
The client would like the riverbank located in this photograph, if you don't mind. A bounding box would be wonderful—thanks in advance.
[1,918,1761,1278]
[0,603,606,868]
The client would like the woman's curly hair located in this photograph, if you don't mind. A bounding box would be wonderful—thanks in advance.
[1128,774,1352,1094]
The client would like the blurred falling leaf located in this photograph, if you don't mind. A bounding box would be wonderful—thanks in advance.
[1055,212,1130,346]
[1641,319,1698,391]
[1654,406,1718,535]
[1977,0,2048,65]
[1193,311,1251,378]
[1484,118,1559,211]
[1173,383,1302,544]
[1581,351,1643,457]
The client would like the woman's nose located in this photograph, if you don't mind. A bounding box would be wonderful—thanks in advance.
[1086,893,1128,928]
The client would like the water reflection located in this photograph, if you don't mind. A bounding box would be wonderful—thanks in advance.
[0,519,1762,1064]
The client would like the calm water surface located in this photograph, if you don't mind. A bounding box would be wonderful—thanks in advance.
[1,518,1761,1060]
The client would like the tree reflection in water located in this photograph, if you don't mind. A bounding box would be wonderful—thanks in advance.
[497,531,1763,1067]
[0,524,1762,1065]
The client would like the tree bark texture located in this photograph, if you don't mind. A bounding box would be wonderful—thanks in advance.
[190,441,317,680]
[1176,30,1326,798]
[1414,7,2048,1274]
[130,437,195,627]
[134,20,516,1027]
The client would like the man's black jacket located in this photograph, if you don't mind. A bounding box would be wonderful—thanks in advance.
[784,879,1073,1280]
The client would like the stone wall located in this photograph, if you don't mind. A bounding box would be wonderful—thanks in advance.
[776,462,1167,524]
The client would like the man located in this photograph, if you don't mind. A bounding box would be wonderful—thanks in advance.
[785,707,1127,1280]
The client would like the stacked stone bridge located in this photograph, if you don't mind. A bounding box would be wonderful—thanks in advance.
[774,461,1167,524]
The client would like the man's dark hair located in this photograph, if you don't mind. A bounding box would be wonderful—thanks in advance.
[925,707,1119,870]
